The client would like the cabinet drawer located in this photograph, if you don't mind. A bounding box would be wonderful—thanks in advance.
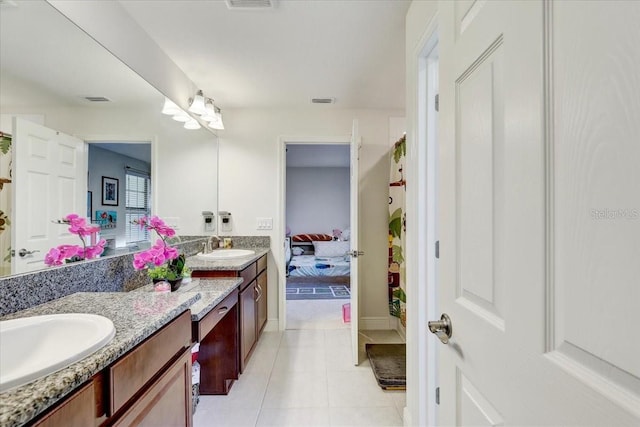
[112,348,192,427]
[110,310,191,414]
[33,378,96,427]
[193,289,238,342]
[239,262,257,291]
[257,255,267,274]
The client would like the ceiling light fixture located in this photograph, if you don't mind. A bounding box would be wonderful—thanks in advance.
[188,91,225,130]
[184,118,201,130]
[172,112,191,122]
[162,98,182,115]
[188,90,207,115]
[201,98,217,122]
[208,107,225,130]
[161,92,224,131]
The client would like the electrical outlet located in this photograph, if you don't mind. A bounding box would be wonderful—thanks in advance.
[256,217,273,230]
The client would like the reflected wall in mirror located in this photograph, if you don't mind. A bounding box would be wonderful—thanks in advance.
[0,0,219,278]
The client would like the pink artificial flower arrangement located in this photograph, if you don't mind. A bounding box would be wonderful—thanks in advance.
[44,214,106,266]
[132,216,185,281]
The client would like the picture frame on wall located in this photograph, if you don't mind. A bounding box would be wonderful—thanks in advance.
[101,176,119,206]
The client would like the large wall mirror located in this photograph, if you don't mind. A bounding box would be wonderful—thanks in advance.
[0,0,219,277]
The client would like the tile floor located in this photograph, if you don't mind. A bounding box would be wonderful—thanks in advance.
[193,299,406,427]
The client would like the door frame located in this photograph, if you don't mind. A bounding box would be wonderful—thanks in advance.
[276,135,351,331]
[406,20,439,427]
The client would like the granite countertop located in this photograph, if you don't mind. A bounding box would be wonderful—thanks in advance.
[0,291,200,427]
[134,278,242,320]
[186,247,269,272]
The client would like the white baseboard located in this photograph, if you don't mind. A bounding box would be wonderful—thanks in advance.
[403,406,411,426]
[359,316,394,330]
[263,318,279,332]
[396,319,407,341]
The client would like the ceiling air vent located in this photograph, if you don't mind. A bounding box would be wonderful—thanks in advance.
[225,0,274,9]
[311,98,336,104]
[84,96,111,102]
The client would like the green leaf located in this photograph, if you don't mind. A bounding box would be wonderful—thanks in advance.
[392,135,406,163]
[0,134,11,155]
[389,208,403,238]
[392,287,407,303]
[392,245,404,264]
[389,299,402,318]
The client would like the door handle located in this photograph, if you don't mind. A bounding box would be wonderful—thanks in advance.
[428,313,452,344]
[18,248,40,258]
[347,250,364,258]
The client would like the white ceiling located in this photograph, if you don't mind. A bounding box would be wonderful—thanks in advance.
[1,0,409,113]
[0,0,161,107]
[117,0,411,110]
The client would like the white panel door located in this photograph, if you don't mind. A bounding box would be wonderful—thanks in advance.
[12,118,86,274]
[349,119,361,365]
[436,1,639,425]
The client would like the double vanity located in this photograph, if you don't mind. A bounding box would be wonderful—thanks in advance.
[0,244,269,427]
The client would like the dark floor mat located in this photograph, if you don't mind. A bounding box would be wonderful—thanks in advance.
[365,343,406,390]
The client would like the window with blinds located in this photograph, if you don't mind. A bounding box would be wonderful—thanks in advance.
[125,172,151,243]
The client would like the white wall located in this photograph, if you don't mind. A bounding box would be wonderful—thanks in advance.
[1,73,219,236]
[286,167,350,236]
[218,108,403,328]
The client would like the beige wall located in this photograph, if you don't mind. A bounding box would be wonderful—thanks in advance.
[218,108,403,328]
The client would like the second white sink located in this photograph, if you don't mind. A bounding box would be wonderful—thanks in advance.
[196,249,255,260]
[0,313,115,392]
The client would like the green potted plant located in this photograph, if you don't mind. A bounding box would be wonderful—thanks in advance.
[132,216,186,291]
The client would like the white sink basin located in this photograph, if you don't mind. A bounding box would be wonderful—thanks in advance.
[0,313,115,392]
[196,249,255,260]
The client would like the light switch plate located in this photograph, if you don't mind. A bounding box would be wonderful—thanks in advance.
[256,217,273,230]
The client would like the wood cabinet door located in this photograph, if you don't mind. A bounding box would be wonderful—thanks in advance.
[256,270,267,335]
[239,280,257,370]
[32,380,96,427]
[112,349,192,427]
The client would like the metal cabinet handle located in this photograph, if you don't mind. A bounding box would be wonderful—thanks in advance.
[217,306,229,315]
[255,284,263,302]
[428,313,453,344]
[18,248,40,258]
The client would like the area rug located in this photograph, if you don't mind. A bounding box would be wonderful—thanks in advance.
[286,283,351,300]
[365,343,406,390]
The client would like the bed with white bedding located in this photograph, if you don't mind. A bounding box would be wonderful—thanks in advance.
[288,254,351,277]
[286,239,351,277]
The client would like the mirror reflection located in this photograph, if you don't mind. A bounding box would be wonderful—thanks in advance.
[0,0,219,278]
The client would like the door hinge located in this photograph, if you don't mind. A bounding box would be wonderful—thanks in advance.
[348,250,364,258]
[435,240,439,259]
[436,386,440,405]
[435,94,439,112]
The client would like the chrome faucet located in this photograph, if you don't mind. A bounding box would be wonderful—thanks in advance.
[203,235,221,253]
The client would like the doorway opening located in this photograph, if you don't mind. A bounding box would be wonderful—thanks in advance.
[87,141,152,254]
[284,143,351,330]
